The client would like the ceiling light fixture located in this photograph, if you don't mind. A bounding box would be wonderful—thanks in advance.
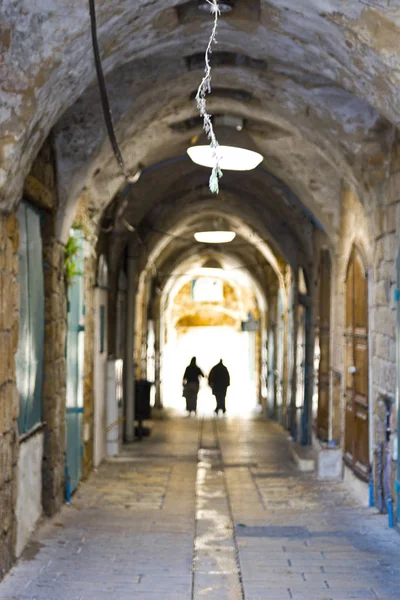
[198,0,233,13]
[187,125,263,171]
[194,231,236,244]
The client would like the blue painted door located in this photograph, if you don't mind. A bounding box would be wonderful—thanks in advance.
[66,230,85,493]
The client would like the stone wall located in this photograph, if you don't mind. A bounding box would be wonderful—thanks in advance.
[0,213,19,578]
[82,253,96,480]
[331,186,372,451]
[72,195,98,480]
[23,135,68,517]
[41,224,67,516]
[372,151,400,510]
[329,165,399,503]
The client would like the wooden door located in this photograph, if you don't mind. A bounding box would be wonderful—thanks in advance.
[317,250,331,441]
[344,246,369,480]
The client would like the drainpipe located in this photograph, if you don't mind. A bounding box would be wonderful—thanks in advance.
[124,246,138,442]
[378,394,395,528]
[384,395,394,528]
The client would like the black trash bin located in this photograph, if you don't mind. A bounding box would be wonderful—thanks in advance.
[135,379,152,439]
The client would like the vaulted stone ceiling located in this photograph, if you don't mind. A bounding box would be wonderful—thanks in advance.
[1,0,399,259]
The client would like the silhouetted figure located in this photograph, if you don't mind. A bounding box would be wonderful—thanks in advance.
[183,357,204,415]
[208,359,230,414]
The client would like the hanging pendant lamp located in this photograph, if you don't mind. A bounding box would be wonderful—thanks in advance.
[187,125,263,171]
[194,217,236,244]
[194,231,236,243]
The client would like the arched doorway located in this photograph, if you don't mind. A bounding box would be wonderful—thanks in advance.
[161,266,262,415]
[344,245,369,480]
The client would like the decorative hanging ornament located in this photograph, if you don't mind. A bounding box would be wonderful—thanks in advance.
[195,0,223,194]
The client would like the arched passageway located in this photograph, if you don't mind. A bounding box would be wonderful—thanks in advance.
[160,254,264,415]
[1,1,400,594]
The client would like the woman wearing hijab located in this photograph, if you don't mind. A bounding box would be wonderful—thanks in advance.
[182,357,204,415]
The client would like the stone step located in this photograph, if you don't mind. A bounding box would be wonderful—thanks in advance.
[290,441,316,472]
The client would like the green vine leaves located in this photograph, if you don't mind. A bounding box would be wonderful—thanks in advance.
[64,234,83,285]
[195,0,222,194]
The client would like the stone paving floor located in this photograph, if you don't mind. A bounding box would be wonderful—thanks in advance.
[1,414,400,599]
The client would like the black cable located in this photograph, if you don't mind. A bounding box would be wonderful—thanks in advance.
[89,0,133,182]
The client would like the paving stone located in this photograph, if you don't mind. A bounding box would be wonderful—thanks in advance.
[1,415,400,599]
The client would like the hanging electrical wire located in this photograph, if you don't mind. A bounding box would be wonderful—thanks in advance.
[195,0,223,193]
[88,0,140,184]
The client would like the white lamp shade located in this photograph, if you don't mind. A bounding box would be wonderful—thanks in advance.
[188,144,263,171]
[187,126,263,171]
[194,231,236,243]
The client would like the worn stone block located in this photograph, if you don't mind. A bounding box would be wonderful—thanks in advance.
[0,273,14,331]
[0,239,13,273]
[0,435,13,488]
[0,383,16,434]
[0,332,12,384]
[383,232,398,261]
[5,215,18,251]
[384,203,397,233]
[374,305,396,337]
[377,259,395,281]
[0,484,13,535]
[373,279,389,306]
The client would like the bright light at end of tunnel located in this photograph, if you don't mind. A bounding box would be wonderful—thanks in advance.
[187,145,263,171]
[194,231,236,244]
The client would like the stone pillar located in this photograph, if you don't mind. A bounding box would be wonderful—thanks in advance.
[124,246,138,442]
[82,253,96,479]
[41,216,67,516]
[0,213,20,578]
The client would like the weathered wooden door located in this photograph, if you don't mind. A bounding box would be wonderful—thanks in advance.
[344,246,369,480]
[317,250,331,441]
